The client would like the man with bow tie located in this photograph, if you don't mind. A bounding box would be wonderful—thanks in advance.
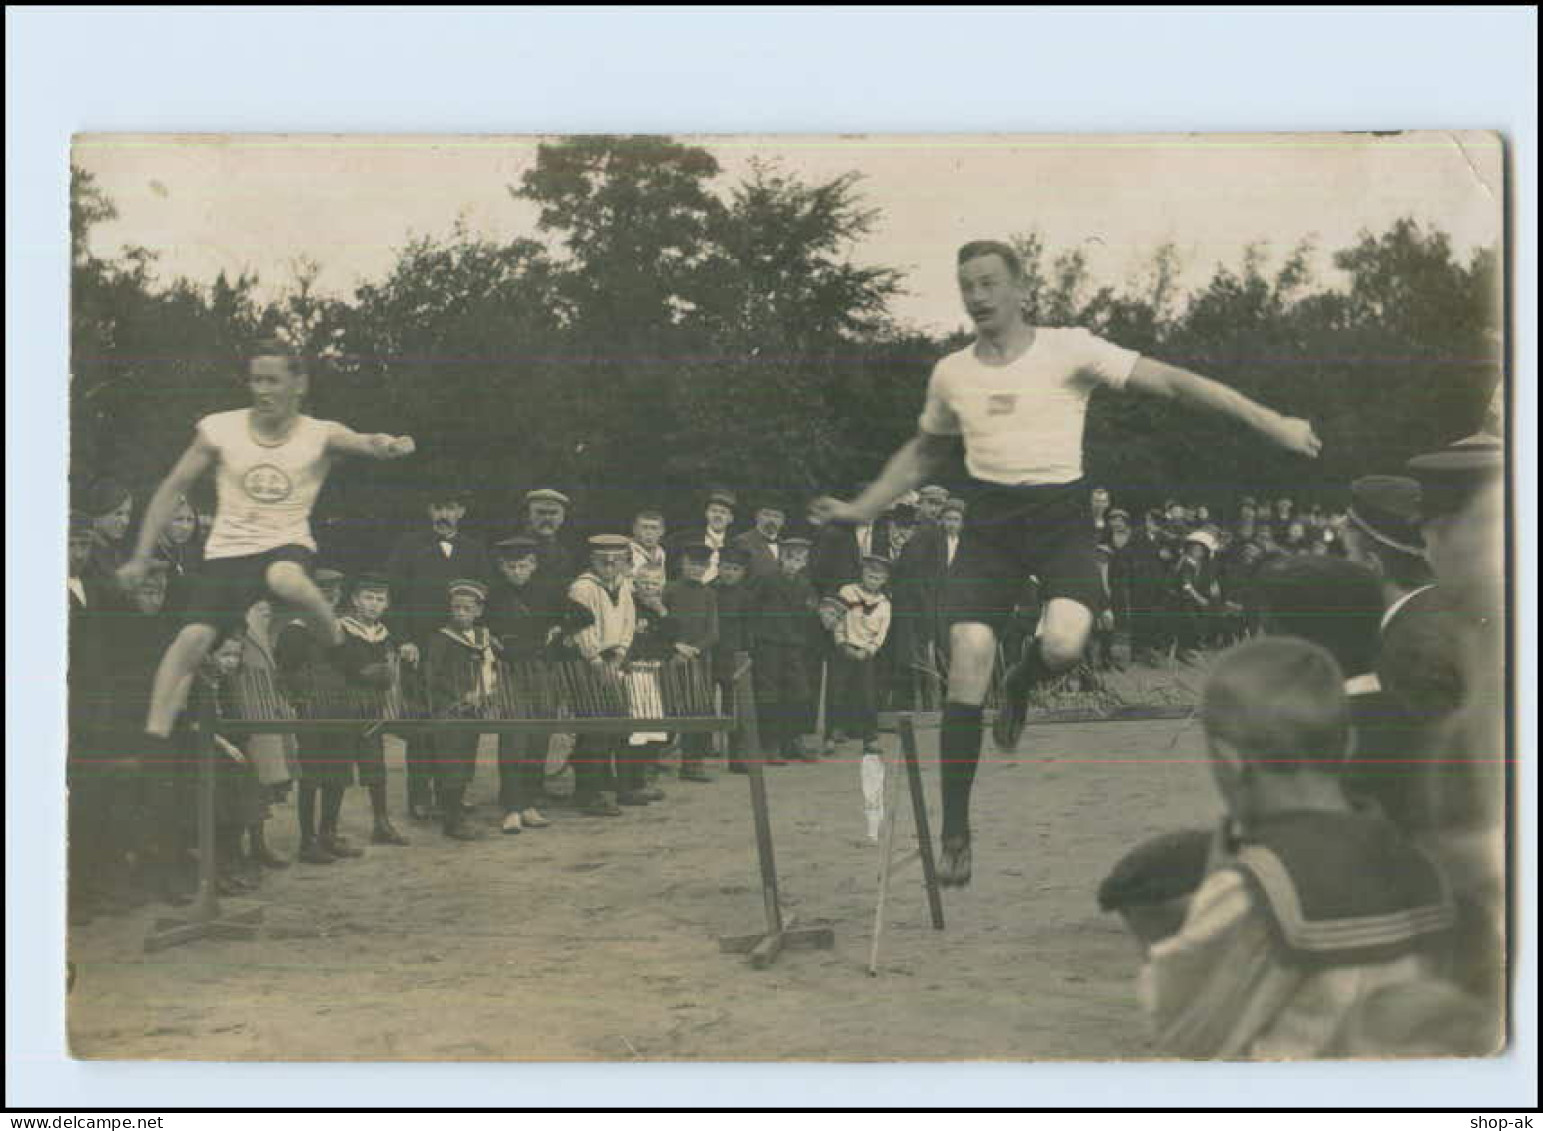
[386,485,494,821]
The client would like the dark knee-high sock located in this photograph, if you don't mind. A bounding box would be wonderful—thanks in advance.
[368,782,389,824]
[298,783,319,844]
[320,786,345,838]
[940,701,985,840]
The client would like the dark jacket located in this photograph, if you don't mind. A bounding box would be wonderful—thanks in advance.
[712,579,753,678]
[483,578,556,662]
[663,576,720,652]
[809,523,861,598]
[732,529,781,582]
[385,529,495,647]
[750,570,817,648]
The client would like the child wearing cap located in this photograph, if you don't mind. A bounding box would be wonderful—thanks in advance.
[829,556,893,755]
[1135,637,1472,1058]
[626,564,680,775]
[484,536,555,835]
[335,573,414,847]
[750,537,818,763]
[423,579,501,840]
[276,569,362,864]
[664,544,721,782]
[711,545,754,773]
[567,535,645,814]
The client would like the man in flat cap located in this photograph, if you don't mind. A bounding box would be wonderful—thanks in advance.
[518,488,579,598]
[386,485,493,822]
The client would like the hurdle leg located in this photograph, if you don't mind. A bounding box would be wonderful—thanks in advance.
[867,737,906,975]
[145,700,264,953]
[899,714,945,930]
[718,664,834,967]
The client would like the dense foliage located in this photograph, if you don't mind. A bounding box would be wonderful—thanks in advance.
[69,140,1502,567]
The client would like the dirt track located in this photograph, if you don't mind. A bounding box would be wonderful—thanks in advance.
[68,710,1216,1062]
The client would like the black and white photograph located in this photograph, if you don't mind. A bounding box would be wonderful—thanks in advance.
[55,128,1514,1064]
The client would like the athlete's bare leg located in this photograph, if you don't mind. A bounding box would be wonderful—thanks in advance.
[144,624,220,737]
[947,622,997,705]
[266,561,343,646]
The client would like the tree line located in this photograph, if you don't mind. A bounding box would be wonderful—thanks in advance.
[70,136,1502,568]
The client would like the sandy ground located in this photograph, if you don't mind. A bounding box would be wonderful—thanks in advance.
[67,704,1217,1062]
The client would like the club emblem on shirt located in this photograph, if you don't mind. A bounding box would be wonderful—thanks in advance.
[243,463,293,503]
[987,393,1017,416]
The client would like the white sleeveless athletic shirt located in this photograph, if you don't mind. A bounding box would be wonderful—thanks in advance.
[198,409,336,560]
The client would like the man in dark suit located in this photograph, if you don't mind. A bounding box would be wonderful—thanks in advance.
[386,486,494,820]
[733,501,785,582]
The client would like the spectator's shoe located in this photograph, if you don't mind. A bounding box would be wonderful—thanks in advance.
[617,790,651,807]
[501,811,524,835]
[320,834,364,859]
[992,664,1034,752]
[519,807,551,829]
[862,739,883,755]
[371,821,410,846]
[792,740,821,763]
[444,821,483,842]
[679,762,713,783]
[578,793,623,817]
[407,802,434,823]
[727,760,750,775]
[298,841,337,865]
[937,832,972,887]
[639,784,666,801]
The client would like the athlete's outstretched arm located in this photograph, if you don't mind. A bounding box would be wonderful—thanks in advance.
[1126,357,1322,458]
[811,431,961,525]
[326,425,417,460]
[118,435,217,586]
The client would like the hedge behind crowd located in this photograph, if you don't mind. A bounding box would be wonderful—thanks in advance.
[70,138,1502,571]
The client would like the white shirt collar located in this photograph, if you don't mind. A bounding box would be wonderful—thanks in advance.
[1380,584,1435,631]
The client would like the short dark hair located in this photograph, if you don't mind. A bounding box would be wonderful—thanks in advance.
[1203,637,1350,769]
[957,240,1023,279]
[249,336,307,377]
[634,509,665,524]
[1256,555,1383,676]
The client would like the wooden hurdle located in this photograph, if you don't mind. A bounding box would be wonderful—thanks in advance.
[142,656,834,968]
[867,713,945,976]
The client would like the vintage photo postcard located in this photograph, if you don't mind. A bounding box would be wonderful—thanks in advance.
[65,131,1509,1061]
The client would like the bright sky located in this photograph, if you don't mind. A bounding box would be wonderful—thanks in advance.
[74,132,1503,335]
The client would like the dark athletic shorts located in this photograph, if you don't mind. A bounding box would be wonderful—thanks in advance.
[941,479,1104,632]
[183,544,315,637]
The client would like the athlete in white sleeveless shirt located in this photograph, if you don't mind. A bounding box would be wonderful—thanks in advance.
[814,240,1321,887]
[119,340,416,738]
